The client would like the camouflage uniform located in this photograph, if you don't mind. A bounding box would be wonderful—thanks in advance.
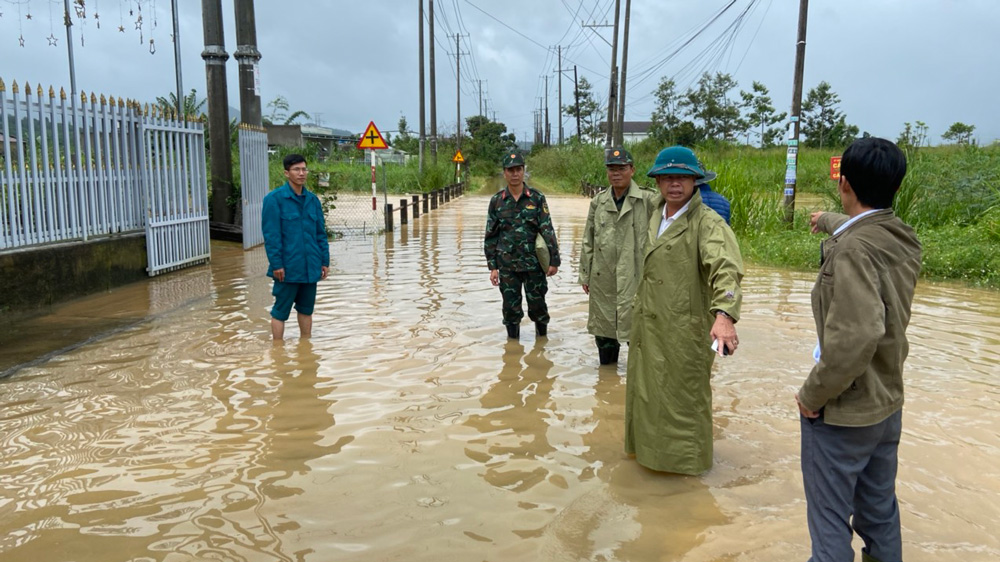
[484,184,561,328]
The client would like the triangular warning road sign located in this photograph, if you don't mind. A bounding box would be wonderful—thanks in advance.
[452,150,465,163]
[357,121,388,150]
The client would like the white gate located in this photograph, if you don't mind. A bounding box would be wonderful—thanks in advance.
[238,124,268,249]
[139,115,210,276]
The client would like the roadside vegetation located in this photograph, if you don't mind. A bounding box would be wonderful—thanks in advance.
[526,141,1000,288]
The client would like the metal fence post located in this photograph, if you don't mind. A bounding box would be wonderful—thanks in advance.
[400,199,408,225]
[422,192,429,214]
[412,194,420,218]
[385,202,394,231]
[431,190,438,210]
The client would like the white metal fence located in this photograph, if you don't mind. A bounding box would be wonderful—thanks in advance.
[139,115,210,276]
[238,124,268,249]
[1,78,210,276]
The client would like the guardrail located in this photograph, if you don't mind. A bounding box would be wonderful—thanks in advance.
[384,181,465,231]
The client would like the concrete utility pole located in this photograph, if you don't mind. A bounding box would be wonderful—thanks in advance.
[233,0,262,126]
[171,0,183,117]
[478,79,483,116]
[455,34,463,149]
[784,0,809,225]
[544,75,550,146]
[429,0,438,163]
[201,0,234,225]
[614,0,631,146]
[557,45,563,144]
[574,65,581,142]
[605,0,621,149]
[418,0,426,174]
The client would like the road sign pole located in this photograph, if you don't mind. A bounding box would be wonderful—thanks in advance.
[371,148,377,211]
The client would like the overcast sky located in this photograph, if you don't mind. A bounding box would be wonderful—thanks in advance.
[2,0,998,146]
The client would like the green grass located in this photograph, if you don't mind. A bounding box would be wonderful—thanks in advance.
[526,142,1000,288]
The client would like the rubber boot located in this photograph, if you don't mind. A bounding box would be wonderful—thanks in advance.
[598,348,613,365]
[506,324,520,339]
[861,551,885,562]
[535,322,547,337]
[611,345,621,364]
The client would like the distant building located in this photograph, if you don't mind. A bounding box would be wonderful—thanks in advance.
[0,133,19,157]
[598,120,653,143]
[266,124,358,158]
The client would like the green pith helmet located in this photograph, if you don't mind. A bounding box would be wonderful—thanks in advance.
[536,234,550,272]
[646,146,706,178]
[502,152,526,168]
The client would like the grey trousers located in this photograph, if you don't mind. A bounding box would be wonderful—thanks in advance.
[801,409,903,562]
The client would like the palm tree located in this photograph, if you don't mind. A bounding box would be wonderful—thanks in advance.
[155,89,207,119]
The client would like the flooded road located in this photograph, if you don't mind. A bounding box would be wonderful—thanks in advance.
[1,194,998,561]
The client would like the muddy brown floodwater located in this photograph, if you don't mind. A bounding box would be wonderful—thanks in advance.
[1,194,998,562]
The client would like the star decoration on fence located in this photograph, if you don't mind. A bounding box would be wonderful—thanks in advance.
[118,25,125,32]
[48,34,59,46]
[26,13,33,20]
[19,35,25,47]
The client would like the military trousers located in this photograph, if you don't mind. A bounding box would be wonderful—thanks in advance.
[498,269,549,326]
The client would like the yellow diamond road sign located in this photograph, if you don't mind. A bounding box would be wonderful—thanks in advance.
[357,121,389,150]
[452,150,465,163]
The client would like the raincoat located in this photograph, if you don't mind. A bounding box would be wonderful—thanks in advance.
[578,180,658,342]
[625,190,744,474]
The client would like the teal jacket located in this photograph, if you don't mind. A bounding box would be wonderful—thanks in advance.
[262,183,330,283]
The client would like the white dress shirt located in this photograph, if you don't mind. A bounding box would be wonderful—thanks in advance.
[657,198,692,238]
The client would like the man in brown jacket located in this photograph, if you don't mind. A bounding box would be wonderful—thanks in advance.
[796,137,921,562]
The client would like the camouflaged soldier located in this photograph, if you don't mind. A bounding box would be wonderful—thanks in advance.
[484,151,561,339]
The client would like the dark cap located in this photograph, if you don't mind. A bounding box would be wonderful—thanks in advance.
[605,147,633,165]
[502,152,526,168]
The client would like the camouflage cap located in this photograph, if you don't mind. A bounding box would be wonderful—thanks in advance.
[605,147,633,165]
[502,152,526,168]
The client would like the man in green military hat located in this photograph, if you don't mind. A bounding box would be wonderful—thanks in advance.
[625,145,744,475]
[578,146,658,364]
[484,151,561,339]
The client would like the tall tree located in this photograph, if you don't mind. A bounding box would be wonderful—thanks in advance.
[942,122,976,145]
[393,115,418,153]
[680,72,744,143]
[740,81,787,147]
[563,76,603,144]
[465,115,516,172]
[649,77,683,145]
[801,82,858,148]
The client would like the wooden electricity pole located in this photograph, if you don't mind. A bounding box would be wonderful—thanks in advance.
[784,0,809,225]
[614,0,631,146]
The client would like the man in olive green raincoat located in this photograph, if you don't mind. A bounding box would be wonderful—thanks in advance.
[625,146,744,475]
[578,147,658,365]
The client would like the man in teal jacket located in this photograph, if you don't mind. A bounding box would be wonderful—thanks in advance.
[262,154,330,340]
[797,138,921,562]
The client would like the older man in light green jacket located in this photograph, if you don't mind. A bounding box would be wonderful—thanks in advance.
[625,146,744,475]
[579,147,659,365]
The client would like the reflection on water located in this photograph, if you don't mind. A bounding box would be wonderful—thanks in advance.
[1,195,998,561]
